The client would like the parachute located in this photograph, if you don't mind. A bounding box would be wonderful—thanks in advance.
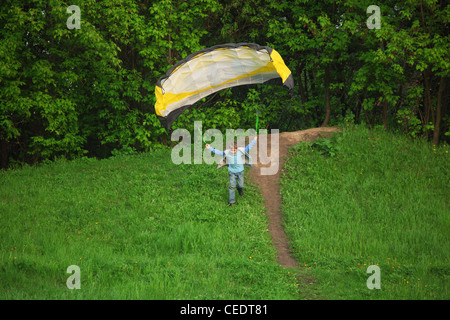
[155,43,294,130]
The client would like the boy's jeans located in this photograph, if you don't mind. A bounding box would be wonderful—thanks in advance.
[229,171,244,204]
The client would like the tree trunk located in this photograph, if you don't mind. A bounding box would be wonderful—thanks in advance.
[301,70,311,126]
[309,69,315,95]
[297,68,306,104]
[321,66,331,127]
[1,140,9,169]
[297,68,310,125]
[355,99,362,124]
[432,76,447,145]
[304,69,309,101]
[423,69,433,138]
[382,98,388,130]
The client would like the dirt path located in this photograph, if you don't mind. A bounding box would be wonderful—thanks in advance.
[249,127,340,268]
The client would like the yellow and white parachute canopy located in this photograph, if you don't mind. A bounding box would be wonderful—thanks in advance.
[155,43,294,130]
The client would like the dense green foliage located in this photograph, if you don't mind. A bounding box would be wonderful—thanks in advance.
[281,124,449,299]
[0,151,298,299]
[0,0,448,168]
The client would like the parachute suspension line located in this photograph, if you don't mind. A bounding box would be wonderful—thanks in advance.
[255,109,259,135]
[255,83,263,136]
[202,131,206,144]
[196,125,206,145]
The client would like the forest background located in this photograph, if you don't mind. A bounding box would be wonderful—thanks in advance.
[0,0,448,168]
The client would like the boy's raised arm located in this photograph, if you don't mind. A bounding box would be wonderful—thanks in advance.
[245,137,257,153]
[206,144,225,157]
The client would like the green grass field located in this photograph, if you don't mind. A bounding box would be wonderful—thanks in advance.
[1,124,448,300]
[281,124,449,299]
[0,150,298,299]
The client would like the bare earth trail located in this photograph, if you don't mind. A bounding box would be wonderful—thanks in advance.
[249,127,341,269]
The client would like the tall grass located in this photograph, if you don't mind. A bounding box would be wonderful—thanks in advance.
[2,124,448,300]
[0,150,298,299]
[281,124,449,299]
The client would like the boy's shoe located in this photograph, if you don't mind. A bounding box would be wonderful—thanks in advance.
[228,202,235,207]
[237,188,243,196]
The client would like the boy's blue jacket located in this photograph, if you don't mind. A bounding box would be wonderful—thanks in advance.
[208,139,256,173]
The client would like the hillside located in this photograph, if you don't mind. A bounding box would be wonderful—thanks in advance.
[1,125,448,300]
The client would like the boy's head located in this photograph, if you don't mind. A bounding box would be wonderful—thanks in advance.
[229,141,238,154]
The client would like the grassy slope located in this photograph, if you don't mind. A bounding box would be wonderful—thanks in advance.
[281,124,449,299]
[1,125,448,300]
[0,150,298,299]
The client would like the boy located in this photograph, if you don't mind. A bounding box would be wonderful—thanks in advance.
[206,136,257,206]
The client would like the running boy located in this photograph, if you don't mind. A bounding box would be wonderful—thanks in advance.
[206,136,257,206]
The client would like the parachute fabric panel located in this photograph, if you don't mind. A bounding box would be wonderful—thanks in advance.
[155,43,294,130]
